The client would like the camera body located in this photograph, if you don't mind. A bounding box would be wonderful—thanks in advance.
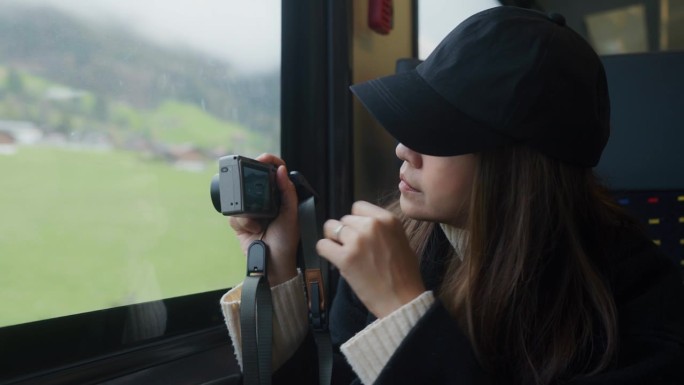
[210,155,280,218]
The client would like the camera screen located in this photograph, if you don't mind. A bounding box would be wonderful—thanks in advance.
[242,164,271,212]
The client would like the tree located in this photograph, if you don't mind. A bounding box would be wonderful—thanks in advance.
[6,68,24,94]
[93,95,109,121]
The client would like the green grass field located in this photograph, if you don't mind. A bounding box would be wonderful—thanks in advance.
[0,146,245,327]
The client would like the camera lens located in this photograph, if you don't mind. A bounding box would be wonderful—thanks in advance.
[210,174,221,213]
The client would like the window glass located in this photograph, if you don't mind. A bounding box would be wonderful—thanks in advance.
[0,0,280,327]
[583,0,684,55]
[661,0,684,50]
[418,0,500,59]
[585,4,649,55]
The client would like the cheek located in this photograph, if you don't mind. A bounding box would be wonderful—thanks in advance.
[426,182,471,224]
[424,158,476,225]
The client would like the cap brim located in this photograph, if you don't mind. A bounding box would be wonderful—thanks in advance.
[350,69,509,157]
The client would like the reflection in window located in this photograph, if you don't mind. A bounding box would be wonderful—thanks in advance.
[585,5,648,55]
[0,0,281,327]
[661,0,684,50]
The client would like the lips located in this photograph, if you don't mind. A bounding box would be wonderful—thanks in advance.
[399,175,420,193]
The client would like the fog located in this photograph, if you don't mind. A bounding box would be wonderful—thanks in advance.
[5,0,281,74]
[4,0,501,72]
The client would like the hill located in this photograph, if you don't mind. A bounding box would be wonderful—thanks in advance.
[0,4,279,153]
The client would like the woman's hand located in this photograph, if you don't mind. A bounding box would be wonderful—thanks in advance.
[316,201,426,318]
[229,154,299,286]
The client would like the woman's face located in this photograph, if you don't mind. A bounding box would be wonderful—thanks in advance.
[395,143,476,227]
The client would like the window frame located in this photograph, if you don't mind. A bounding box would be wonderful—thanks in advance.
[0,0,353,383]
[0,289,231,383]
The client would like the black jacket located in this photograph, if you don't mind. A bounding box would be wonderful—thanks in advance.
[273,225,684,385]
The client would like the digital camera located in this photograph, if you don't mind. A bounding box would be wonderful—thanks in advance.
[210,155,280,218]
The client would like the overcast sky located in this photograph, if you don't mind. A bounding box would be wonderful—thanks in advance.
[6,0,282,74]
[6,0,500,74]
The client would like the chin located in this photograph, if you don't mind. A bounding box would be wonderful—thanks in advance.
[399,196,432,221]
[399,196,466,225]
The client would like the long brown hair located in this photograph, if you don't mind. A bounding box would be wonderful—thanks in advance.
[392,145,631,384]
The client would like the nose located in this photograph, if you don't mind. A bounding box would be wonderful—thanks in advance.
[395,143,422,168]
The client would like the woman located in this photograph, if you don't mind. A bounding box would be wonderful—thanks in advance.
[221,6,684,384]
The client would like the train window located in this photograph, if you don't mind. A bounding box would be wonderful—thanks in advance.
[584,4,650,55]
[420,1,684,56]
[418,0,500,59]
[583,0,684,54]
[0,0,280,328]
[660,0,684,50]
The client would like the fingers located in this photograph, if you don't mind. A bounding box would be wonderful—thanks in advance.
[321,202,394,242]
[229,216,263,234]
[316,237,343,263]
[323,219,351,243]
[318,202,400,265]
[255,153,286,167]
[276,165,297,209]
[351,200,393,219]
[317,219,351,267]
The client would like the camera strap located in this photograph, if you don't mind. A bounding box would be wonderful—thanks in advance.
[240,194,332,385]
[298,196,333,385]
[241,240,273,385]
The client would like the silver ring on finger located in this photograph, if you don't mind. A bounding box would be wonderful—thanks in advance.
[333,223,346,242]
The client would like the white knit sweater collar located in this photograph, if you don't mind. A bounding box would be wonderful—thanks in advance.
[438,223,468,260]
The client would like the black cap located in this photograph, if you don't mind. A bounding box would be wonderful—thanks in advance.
[350,6,610,167]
